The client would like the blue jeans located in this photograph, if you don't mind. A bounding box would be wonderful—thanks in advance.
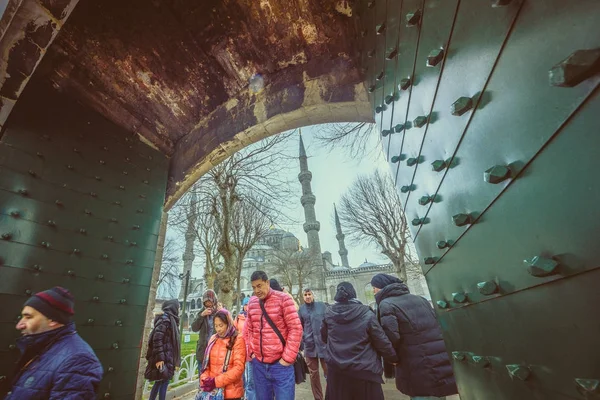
[149,379,169,400]
[251,358,295,400]
[244,361,256,400]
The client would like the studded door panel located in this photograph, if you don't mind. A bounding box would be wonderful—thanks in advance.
[358,0,600,398]
[0,84,168,399]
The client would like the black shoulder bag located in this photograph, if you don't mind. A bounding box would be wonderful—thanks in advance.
[259,300,307,384]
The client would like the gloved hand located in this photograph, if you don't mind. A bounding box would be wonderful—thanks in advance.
[201,377,216,392]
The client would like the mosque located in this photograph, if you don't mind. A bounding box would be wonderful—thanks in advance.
[180,135,429,323]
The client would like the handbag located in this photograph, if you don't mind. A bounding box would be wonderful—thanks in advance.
[259,300,307,384]
[194,339,234,400]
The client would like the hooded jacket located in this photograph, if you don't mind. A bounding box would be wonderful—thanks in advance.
[200,334,247,399]
[375,282,457,397]
[192,290,218,363]
[320,301,397,383]
[4,323,102,400]
[244,288,303,364]
[298,301,327,358]
[145,300,181,381]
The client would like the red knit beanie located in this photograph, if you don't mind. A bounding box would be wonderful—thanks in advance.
[24,287,75,324]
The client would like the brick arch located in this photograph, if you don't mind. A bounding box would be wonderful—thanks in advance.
[164,61,373,209]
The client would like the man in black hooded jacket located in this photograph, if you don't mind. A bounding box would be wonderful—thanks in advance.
[320,282,397,400]
[371,273,458,400]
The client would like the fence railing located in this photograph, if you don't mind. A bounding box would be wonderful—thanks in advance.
[143,354,199,395]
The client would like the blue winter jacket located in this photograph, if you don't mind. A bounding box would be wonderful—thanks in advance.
[4,323,103,400]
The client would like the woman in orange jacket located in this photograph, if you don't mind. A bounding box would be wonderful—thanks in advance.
[200,309,246,400]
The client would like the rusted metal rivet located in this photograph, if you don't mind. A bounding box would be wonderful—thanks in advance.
[413,115,428,128]
[472,356,490,368]
[549,48,600,87]
[431,160,447,172]
[406,157,418,167]
[452,351,466,361]
[484,165,511,184]
[112,342,119,349]
[451,97,473,116]
[391,155,401,163]
[436,240,453,249]
[394,124,405,133]
[452,213,472,227]
[477,280,499,295]
[406,9,421,27]
[524,256,558,277]
[2,233,13,241]
[399,77,412,90]
[411,217,425,226]
[386,47,398,60]
[452,292,468,303]
[436,300,449,309]
[424,256,437,265]
[418,195,433,206]
[427,48,444,67]
[506,365,530,381]
[574,378,600,395]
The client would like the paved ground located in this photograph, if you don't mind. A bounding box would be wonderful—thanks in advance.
[177,377,461,399]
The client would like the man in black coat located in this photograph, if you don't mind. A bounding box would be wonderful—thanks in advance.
[321,282,397,400]
[191,290,218,366]
[298,288,327,400]
[371,274,458,400]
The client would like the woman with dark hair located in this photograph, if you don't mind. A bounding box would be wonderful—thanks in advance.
[320,282,397,400]
[199,309,247,400]
[145,299,181,400]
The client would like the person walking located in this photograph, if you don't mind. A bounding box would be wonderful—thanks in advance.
[145,299,181,400]
[192,289,219,367]
[371,273,458,400]
[320,282,397,400]
[269,278,299,310]
[200,310,246,400]
[234,297,255,400]
[244,271,303,400]
[2,287,103,399]
[298,288,327,400]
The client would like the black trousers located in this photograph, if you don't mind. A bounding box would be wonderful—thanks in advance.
[325,366,384,400]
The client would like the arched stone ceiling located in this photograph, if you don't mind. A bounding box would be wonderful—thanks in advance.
[28,0,372,206]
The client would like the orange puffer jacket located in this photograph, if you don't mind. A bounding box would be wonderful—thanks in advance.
[244,289,303,364]
[200,334,247,399]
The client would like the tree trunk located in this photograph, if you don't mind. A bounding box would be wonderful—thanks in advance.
[394,261,407,282]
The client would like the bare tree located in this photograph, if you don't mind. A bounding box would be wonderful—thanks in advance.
[270,248,317,305]
[195,130,299,309]
[230,193,271,311]
[314,122,380,160]
[337,169,419,281]
[169,194,221,291]
[157,236,181,298]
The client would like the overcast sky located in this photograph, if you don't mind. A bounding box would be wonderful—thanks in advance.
[274,124,390,268]
[165,123,391,283]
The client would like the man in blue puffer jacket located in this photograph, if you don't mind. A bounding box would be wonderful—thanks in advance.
[2,287,103,400]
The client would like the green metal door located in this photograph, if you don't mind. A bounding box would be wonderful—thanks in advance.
[0,82,169,399]
[357,0,600,398]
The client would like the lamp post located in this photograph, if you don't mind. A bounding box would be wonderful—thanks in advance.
[179,270,191,343]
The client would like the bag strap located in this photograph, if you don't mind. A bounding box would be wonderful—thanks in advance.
[259,299,286,347]
[222,336,235,373]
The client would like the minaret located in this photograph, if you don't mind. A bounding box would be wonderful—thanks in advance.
[334,204,350,268]
[179,191,197,299]
[298,132,323,266]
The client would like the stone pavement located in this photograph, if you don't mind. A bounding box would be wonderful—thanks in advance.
[176,377,461,400]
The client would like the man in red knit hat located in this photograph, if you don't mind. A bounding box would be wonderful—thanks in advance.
[2,287,103,400]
